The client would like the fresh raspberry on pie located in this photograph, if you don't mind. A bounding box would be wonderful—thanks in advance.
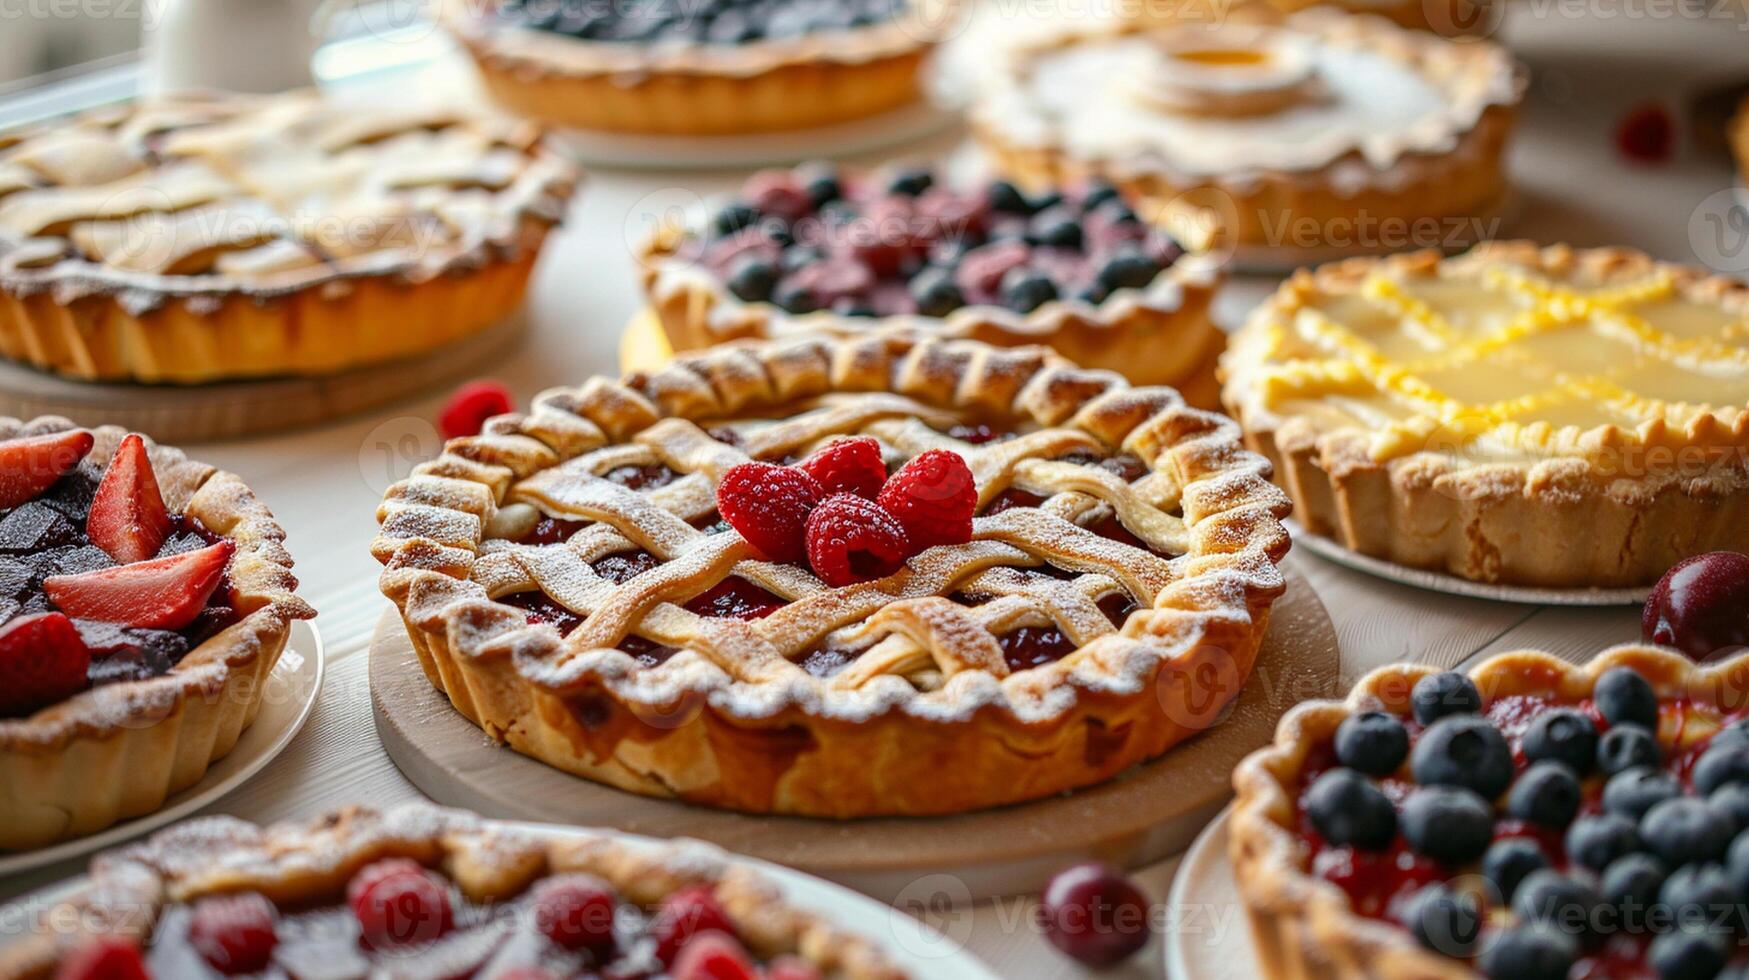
[650,885,737,965]
[0,612,90,718]
[805,493,911,587]
[877,448,976,550]
[529,873,616,954]
[715,462,823,563]
[87,434,172,564]
[797,437,887,499]
[44,540,234,631]
[0,429,93,511]
[742,169,813,224]
[438,379,515,441]
[53,936,149,980]
[670,930,760,980]
[187,892,278,974]
[345,858,454,950]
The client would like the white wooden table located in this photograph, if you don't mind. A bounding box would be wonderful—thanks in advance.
[0,7,1744,977]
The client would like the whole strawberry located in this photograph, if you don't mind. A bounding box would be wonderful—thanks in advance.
[797,437,887,500]
[715,462,823,563]
[877,449,977,550]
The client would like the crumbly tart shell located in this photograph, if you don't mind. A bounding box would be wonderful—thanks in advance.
[0,803,907,980]
[636,230,1227,401]
[971,13,1524,251]
[446,4,941,136]
[0,224,552,384]
[372,335,1291,817]
[0,418,313,851]
[1229,644,1749,980]
[1223,243,1749,588]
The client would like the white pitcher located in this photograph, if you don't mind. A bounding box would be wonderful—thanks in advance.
[142,0,326,94]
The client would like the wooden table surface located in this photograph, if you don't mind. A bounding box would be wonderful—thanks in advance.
[0,6,1744,977]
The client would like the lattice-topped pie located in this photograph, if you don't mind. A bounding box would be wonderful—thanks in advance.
[0,803,905,979]
[443,0,946,136]
[637,162,1224,400]
[372,335,1290,816]
[1223,242,1749,589]
[0,417,312,850]
[970,8,1523,253]
[0,91,576,383]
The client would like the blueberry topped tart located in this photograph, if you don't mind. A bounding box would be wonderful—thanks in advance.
[1,803,905,979]
[637,163,1224,401]
[441,0,947,135]
[1232,646,1749,980]
[0,418,310,851]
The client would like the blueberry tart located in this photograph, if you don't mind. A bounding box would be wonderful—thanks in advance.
[1232,646,1749,980]
[0,91,575,382]
[442,0,947,136]
[372,334,1289,816]
[637,164,1224,401]
[970,9,1523,253]
[0,418,311,850]
[0,803,905,979]
[1222,242,1749,588]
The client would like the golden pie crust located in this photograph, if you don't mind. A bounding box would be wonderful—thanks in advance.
[970,8,1523,252]
[442,0,945,136]
[0,803,906,979]
[1229,645,1749,980]
[1222,242,1749,588]
[371,334,1291,817]
[1733,95,1749,183]
[635,196,1226,403]
[0,92,577,383]
[0,417,313,851]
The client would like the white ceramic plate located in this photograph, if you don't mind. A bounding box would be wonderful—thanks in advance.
[1289,522,1649,607]
[0,620,325,877]
[1163,807,1255,980]
[8,817,1000,980]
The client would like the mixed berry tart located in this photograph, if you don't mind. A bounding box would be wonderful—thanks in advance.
[0,803,905,979]
[970,9,1523,254]
[372,334,1289,817]
[0,418,310,850]
[637,164,1224,402]
[1231,645,1749,980]
[0,92,575,383]
[440,0,946,136]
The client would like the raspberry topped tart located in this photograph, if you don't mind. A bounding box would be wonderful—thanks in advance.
[638,163,1224,401]
[1,803,905,979]
[372,335,1290,816]
[1232,646,1749,980]
[442,0,945,136]
[1222,242,1749,589]
[970,9,1523,253]
[0,418,311,850]
[0,91,576,382]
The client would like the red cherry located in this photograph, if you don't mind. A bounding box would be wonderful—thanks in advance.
[438,380,515,441]
[345,858,454,950]
[743,170,814,224]
[1039,862,1152,968]
[650,885,737,965]
[54,936,149,980]
[669,930,759,980]
[529,873,617,954]
[1643,552,1749,661]
[1614,103,1675,164]
[188,892,278,975]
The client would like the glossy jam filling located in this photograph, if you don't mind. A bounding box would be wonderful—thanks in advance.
[0,466,234,689]
[1295,689,1749,975]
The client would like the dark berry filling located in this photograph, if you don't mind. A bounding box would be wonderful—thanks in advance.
[496,0,902,45]
[678,165,1184,320]
[0,465,234,692]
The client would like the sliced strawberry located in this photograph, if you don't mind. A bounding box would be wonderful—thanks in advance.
[44,540,234,630]
[88,434,173,564]
[0,611,91,718]
[0,429,94,511]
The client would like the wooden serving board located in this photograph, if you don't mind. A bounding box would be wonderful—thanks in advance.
[0,314,526,444]
[369,570,1340,902]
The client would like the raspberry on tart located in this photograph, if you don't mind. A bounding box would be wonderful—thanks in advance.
[441,0,945,136]
[636,163,1225,401]
[373,335,1290,817]
[1231,645,1749,980]
[0,419,311,851]
[0,804,906,980]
